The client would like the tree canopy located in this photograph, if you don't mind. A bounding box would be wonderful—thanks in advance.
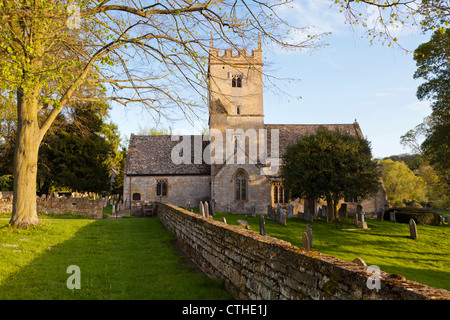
[280,127,380,221]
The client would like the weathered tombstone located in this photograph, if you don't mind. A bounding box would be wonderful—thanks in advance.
[259,214,266,236]
[185,202,191,211]
[302,232,310,250]
[339,203,348,218]
[409,219,418,240]
[306,224,313,247]
[251,203,256,218]
[112,204,116,214]
[377,208,385,221]
[222,217,227,224]
[267,205,273,220]
[446,216,450,224]
[322,205,328,218]
[199,201,205,217]
[276,203,281,217]
[205,201,210,218]
[237,220,250,230]
[390,210,397,222]
[360,212,368,229]
[354,213,359,226]
[288,204,294,218]
[279,209,287,226]
[227,203,231,213]
[352,258,367,267]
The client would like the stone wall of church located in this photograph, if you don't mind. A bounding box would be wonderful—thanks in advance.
[211,164,271,214]
[123,175,211,208]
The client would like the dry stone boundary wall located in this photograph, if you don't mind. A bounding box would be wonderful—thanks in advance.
[0,196,102,219]
[157,203,450,300]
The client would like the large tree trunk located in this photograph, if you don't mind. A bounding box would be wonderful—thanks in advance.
[9,89,41,227]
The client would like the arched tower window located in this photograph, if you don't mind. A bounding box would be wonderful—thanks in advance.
[232,74,242,88]
[234,170,248,201]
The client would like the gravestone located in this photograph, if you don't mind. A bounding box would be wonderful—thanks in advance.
[306,224,313,247]
[288,204,293,218]
[447,217,450,224]
[352,258,367,267]
[339,203,348,218]
[318,207,322,219]
[237,220,250,230]
[298,211,304,221]
[279,209,287,226]
[259,214,266,236]
[360,212,368,229]
[390,211,397,222]
[322,205,328,218]
[354,213,359,226]
[302,232,310,250]
[185,202,191,211]
[377,208,384,221]
[222,217,227,224]
[227,203,231,213]
[251,203,256,218]
[409,219,418,240]
[276,203,281,217]
[199,201,205,217]
[205,201,210,218]
[267,205,273,220]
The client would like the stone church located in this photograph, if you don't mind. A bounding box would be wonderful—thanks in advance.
[123,38,388,215]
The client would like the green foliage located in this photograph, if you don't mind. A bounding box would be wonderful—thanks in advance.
[381,159,428,205]
[384,207,441,226]
[412,28,450,188]
[280,127,380,220]
[0,175,13,191]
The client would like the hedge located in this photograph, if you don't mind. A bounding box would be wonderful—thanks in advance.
[384,207,441,226]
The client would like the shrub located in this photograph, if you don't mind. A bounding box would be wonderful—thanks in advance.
[384,207,441,226]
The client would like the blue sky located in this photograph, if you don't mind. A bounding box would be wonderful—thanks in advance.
[108,1,432,159]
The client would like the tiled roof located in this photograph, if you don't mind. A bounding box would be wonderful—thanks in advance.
[124,135,211,175]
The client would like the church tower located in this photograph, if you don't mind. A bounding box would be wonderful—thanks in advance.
[208,35,264,132]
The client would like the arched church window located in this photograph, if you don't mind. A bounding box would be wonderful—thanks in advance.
[235,170,248,200]
[272,182,289,204]
[156,179,168,197]
[132,193,141,201]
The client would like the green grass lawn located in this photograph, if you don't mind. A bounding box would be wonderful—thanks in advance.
[0,218,233,300]
[212,212,450,291]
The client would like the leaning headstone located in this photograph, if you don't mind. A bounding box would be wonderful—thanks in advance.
[276,203,281,217]
[390,211,397,222]
[377,208,385,221]
[237,220,250,230]
[352,258,367,267]
[222,217,227,224]
[360,212,368,229]
[409,219,418,240]
[259,214,266,236]
[302,232,310,250]
[306,224,313,248]
[199,201,205,217]
[251,203,256,218]
[354,213,359,226]
[288,204,294,218]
